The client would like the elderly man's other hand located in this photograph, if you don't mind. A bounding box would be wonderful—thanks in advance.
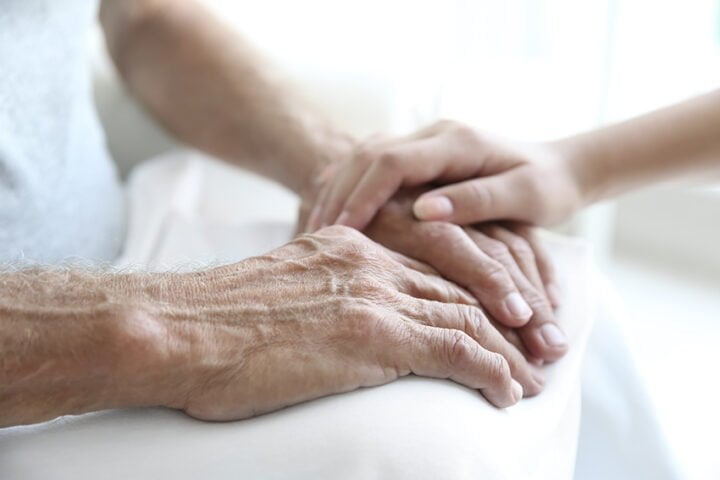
[356,190,567,367]
[157,226,539,420]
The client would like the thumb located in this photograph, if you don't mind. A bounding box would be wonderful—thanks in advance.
[413,171,536,225]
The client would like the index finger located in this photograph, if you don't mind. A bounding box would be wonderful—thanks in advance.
[335,136,481,231]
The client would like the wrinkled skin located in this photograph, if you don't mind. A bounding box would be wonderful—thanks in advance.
[165,226,542,421]
[363,189,567,365]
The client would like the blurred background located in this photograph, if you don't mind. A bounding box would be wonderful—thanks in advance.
[91,0,720,477]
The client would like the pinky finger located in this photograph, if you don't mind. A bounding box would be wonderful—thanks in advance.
[399,324,521,408]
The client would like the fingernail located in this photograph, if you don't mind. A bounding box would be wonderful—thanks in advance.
[540,323,567,347]
[546,283,561,307]
[504,292,532,321]
[511,379,523,403]
[335,211,350,226]
[413,196,453,220]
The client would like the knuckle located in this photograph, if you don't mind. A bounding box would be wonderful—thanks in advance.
[486,352,512,385]
[483,239,512,261]
[522,287,553,314]
[523,284,545,304]
[458,305,489,340]
[444,330,475,369]
[481,260,512,290]
[466,180,494,208]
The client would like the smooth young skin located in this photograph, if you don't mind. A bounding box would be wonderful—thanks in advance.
[1,227,541,428]
[321,89,720,229]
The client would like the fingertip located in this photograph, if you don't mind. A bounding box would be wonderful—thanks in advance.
[511,379,523,403]
[523,323,568,362]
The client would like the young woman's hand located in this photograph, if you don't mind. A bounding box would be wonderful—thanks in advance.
[305,120,584,232]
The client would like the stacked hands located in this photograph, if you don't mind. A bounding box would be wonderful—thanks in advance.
[168,120,588,422]
[7,1,717,430]
[6,120,591,427]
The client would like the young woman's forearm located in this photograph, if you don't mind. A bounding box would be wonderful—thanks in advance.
[558,88,720,204]
[100,0,352,194]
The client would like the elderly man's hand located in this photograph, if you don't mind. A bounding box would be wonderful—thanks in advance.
[155,226,539,420]
[359,190,567,366]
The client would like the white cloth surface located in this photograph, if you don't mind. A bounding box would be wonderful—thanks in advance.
[574,278,682,479]
[0,154,678,479]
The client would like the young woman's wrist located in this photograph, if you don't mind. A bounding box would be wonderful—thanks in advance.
[550,133,609,208]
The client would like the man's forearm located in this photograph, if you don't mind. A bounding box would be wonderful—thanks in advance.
[100,0,352,195]
[557,88,720,204]
[0,270,182,428]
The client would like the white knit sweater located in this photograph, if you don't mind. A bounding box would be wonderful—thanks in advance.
[0,0,125,265]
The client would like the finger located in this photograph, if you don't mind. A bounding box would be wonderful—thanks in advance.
[398,299,544,396]
[464,228,566,362]
[510,225,561,308]
[488,318,532,361]
[403,222,533,328]
[383,249,441,276]
[319,156,371,228]
[306,178,333,233]
[334,152,405,230]
[396,266,477,306]
[395,323,522,407]
[479,225,546,296]
[336,136,482,231]
[413,170,535,225]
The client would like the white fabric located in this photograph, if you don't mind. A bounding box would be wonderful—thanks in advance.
[575,278,682,479]
[0,153,677,479]
[0,0,125,265]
